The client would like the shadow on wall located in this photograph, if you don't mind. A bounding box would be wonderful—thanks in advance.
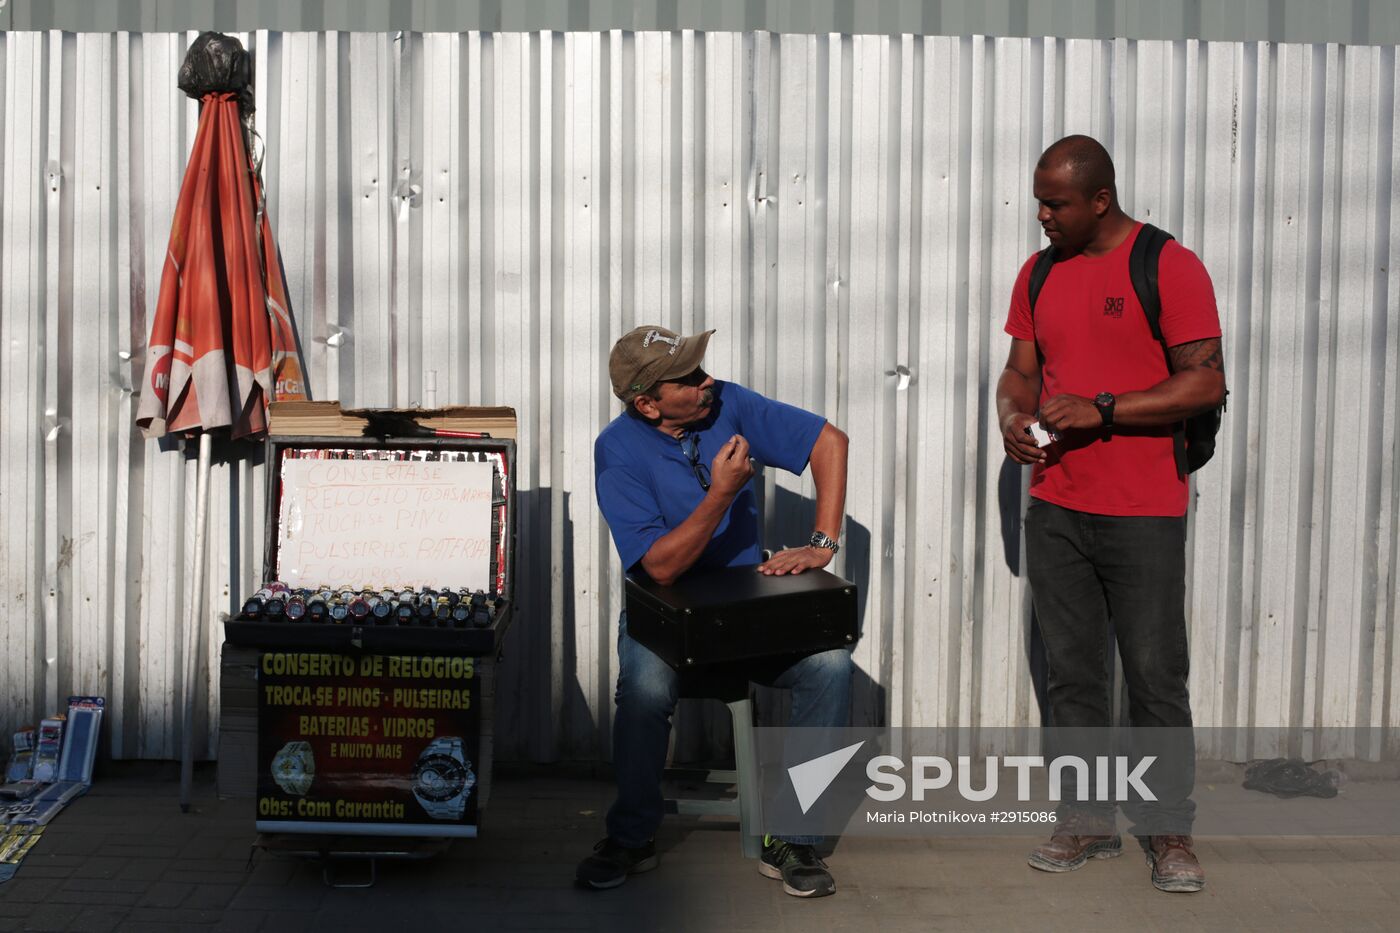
[483,452,1057,760]
[495,448,1062,762]
[999,456,1052,728]
[164,434,268,761]
[493,487,607,764]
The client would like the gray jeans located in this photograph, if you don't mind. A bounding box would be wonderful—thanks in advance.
[1024,498,1196,834]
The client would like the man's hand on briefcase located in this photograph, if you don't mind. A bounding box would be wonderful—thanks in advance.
[708,434,755,497]
[757,544,833,576]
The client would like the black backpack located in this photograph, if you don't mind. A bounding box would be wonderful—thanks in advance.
[1026,223,1226,476]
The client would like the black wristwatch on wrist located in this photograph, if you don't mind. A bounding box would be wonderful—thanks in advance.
[1093,392,1116,428]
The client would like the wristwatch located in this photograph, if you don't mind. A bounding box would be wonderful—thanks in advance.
[412,736,476,820]
[1093,392,1116,428]
[809,531,840,555]
[271,740,315,796]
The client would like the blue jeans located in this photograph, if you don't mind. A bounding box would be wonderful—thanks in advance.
[606,611,853,848]
[1024,499,1196,834]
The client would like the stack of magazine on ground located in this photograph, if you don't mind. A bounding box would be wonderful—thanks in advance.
[1,697,105,882]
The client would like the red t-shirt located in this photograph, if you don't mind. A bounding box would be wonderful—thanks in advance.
[1004,223,1222,517]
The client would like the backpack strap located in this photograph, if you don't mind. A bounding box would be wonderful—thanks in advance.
[1026,245,1057,317]
[1127,223,1188,475]
[1128,223,1173,342]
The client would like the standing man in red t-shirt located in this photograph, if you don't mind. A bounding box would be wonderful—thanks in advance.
[996,136,1226,893]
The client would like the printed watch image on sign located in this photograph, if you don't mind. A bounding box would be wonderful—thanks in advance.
[256,653,481,836]
[412,736,476,821]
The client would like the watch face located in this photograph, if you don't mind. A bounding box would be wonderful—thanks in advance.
[272,743,314,794]
[413,754,468,802]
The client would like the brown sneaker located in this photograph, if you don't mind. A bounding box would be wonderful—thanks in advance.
[1146,834,1205,893]
[1027,815,1122,872]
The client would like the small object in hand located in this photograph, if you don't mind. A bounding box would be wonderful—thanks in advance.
[1025,421,1058,448]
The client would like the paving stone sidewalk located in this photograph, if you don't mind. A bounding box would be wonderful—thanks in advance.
[2,765,1399,932]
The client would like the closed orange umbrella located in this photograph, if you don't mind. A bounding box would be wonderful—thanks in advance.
[135,33,307,809]
[137,77,306,436]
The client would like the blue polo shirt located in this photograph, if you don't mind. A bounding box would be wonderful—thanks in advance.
[595,380,826,575]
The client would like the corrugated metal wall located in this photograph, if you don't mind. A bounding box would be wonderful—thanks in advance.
[2,31,1397,762]
[8,1,1400,46]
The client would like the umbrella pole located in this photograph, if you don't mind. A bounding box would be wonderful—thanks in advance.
[180,432,214,812]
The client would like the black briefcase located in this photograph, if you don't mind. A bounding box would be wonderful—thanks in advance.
[624,565,859,668]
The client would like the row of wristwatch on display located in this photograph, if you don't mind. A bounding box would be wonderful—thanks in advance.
[237,583,502,627]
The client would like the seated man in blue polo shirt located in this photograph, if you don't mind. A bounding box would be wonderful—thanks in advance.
[575,324,853,898]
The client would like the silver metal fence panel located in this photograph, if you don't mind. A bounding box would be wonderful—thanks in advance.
[1,32,47,738]
[10,1,1400,47]
[1,31,1397,763]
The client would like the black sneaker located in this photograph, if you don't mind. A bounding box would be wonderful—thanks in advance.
[759,837,835,898]
[575,837,659,889]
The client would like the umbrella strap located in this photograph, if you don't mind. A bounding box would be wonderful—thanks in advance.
[243,125,274,310]
[246,127,267,228]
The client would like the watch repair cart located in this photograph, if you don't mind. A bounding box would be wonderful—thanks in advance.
[220,402,517,886]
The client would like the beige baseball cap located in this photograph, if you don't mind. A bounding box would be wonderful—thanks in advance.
[609,325,715,401]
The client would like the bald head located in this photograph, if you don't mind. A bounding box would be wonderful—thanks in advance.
[1032,135,1132,255]
[1037,135,1116,201]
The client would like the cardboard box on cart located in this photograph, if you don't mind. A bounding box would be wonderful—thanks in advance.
[220,401,517,841]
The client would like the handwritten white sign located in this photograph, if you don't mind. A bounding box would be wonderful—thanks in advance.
[276,459,494,590]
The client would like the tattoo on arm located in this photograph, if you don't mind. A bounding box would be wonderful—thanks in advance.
[1168,337,1224,373]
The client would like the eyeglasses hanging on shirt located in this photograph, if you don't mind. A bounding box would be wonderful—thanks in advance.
[680,433,711,492]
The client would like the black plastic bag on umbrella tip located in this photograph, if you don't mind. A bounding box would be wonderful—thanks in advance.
[178,31,255,115]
